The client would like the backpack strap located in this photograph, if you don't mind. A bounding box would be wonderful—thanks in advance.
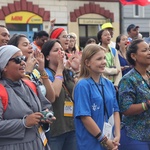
[111,47,116,57]
[22,79,38,95]
[45,68,55,82]
[0,80,37,113]
[0,84,8,112]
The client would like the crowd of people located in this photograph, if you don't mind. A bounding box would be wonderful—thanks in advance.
[0,20,150,150]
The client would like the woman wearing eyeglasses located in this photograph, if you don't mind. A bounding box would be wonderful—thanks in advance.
[50,28,81,79]
[8,34,55,103]
[0,45,55,150]
[50,28,70,52]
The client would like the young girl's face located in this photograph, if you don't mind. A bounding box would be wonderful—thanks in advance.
[101,30,111,45]
[118,35,128,49]
[86,50,106,75]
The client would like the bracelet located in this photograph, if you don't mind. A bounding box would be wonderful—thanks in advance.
[95,132,102,139]
[142,102,147,111]
[22,115,32,128]
[55,76,63,81]
[100,135,108,148]
[41,75,49,79]
[40,70,48,76]
[98,133,104,142]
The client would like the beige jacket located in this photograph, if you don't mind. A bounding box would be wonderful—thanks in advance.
[103,47,122,86]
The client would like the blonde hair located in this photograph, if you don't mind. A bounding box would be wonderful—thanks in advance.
[79,44,104,79]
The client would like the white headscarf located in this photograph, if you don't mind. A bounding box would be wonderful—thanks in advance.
[0,45,20,78]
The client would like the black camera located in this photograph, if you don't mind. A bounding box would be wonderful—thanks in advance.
[40,111,54,121]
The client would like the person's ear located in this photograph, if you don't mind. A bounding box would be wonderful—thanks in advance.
[46,55,50,61]
[131,53,136,62]
[85,59,90,67]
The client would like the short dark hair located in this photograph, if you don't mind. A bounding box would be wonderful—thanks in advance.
[8,34,26,47]
[33,30,49,41]
[126,39,144,66]
[97,29,106,44]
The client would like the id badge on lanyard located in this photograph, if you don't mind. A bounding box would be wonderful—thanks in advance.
[63,84,74,117]
[103,114,114,139]
[64,100,74,117]
[103,121,113,139]
[38,126,47,146]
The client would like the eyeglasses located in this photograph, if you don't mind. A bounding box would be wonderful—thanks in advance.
[62,35,70,39]
[9,56,26,64]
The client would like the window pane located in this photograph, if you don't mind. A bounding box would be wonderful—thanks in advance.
[135,5,139,16]
[6,24,27,31]
[79,26,86,37]
[88,25,98,37]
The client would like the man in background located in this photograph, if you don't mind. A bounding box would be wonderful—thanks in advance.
[127,24,139,42]
[0,25,10,47]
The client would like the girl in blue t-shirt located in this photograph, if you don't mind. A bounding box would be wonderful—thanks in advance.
[73,44,120,150]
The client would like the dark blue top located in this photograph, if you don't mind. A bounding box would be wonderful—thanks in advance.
[118,54,131,76]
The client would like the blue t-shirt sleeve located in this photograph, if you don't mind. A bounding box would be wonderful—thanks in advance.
[45,68,54,82]
[74,80,92,118]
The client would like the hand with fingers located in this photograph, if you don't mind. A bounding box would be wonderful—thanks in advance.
[26,54,38,73]
[34,50,45,73]
[24,112,43,128]
[66,51,81,72]
[57,50,65,72]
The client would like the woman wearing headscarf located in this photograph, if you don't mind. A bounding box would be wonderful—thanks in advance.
[0,45,55,150]
[8,34,55,103]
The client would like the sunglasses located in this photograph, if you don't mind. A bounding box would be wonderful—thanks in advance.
[9,56,26,64]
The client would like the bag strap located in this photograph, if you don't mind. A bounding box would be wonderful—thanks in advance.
[0,80,37,113]
[111,47,116,57]
[0,84,8,112]
[45,68,55,81]
[22,79,38,95]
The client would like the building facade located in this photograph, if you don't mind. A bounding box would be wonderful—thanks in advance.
[0,0,120,48]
